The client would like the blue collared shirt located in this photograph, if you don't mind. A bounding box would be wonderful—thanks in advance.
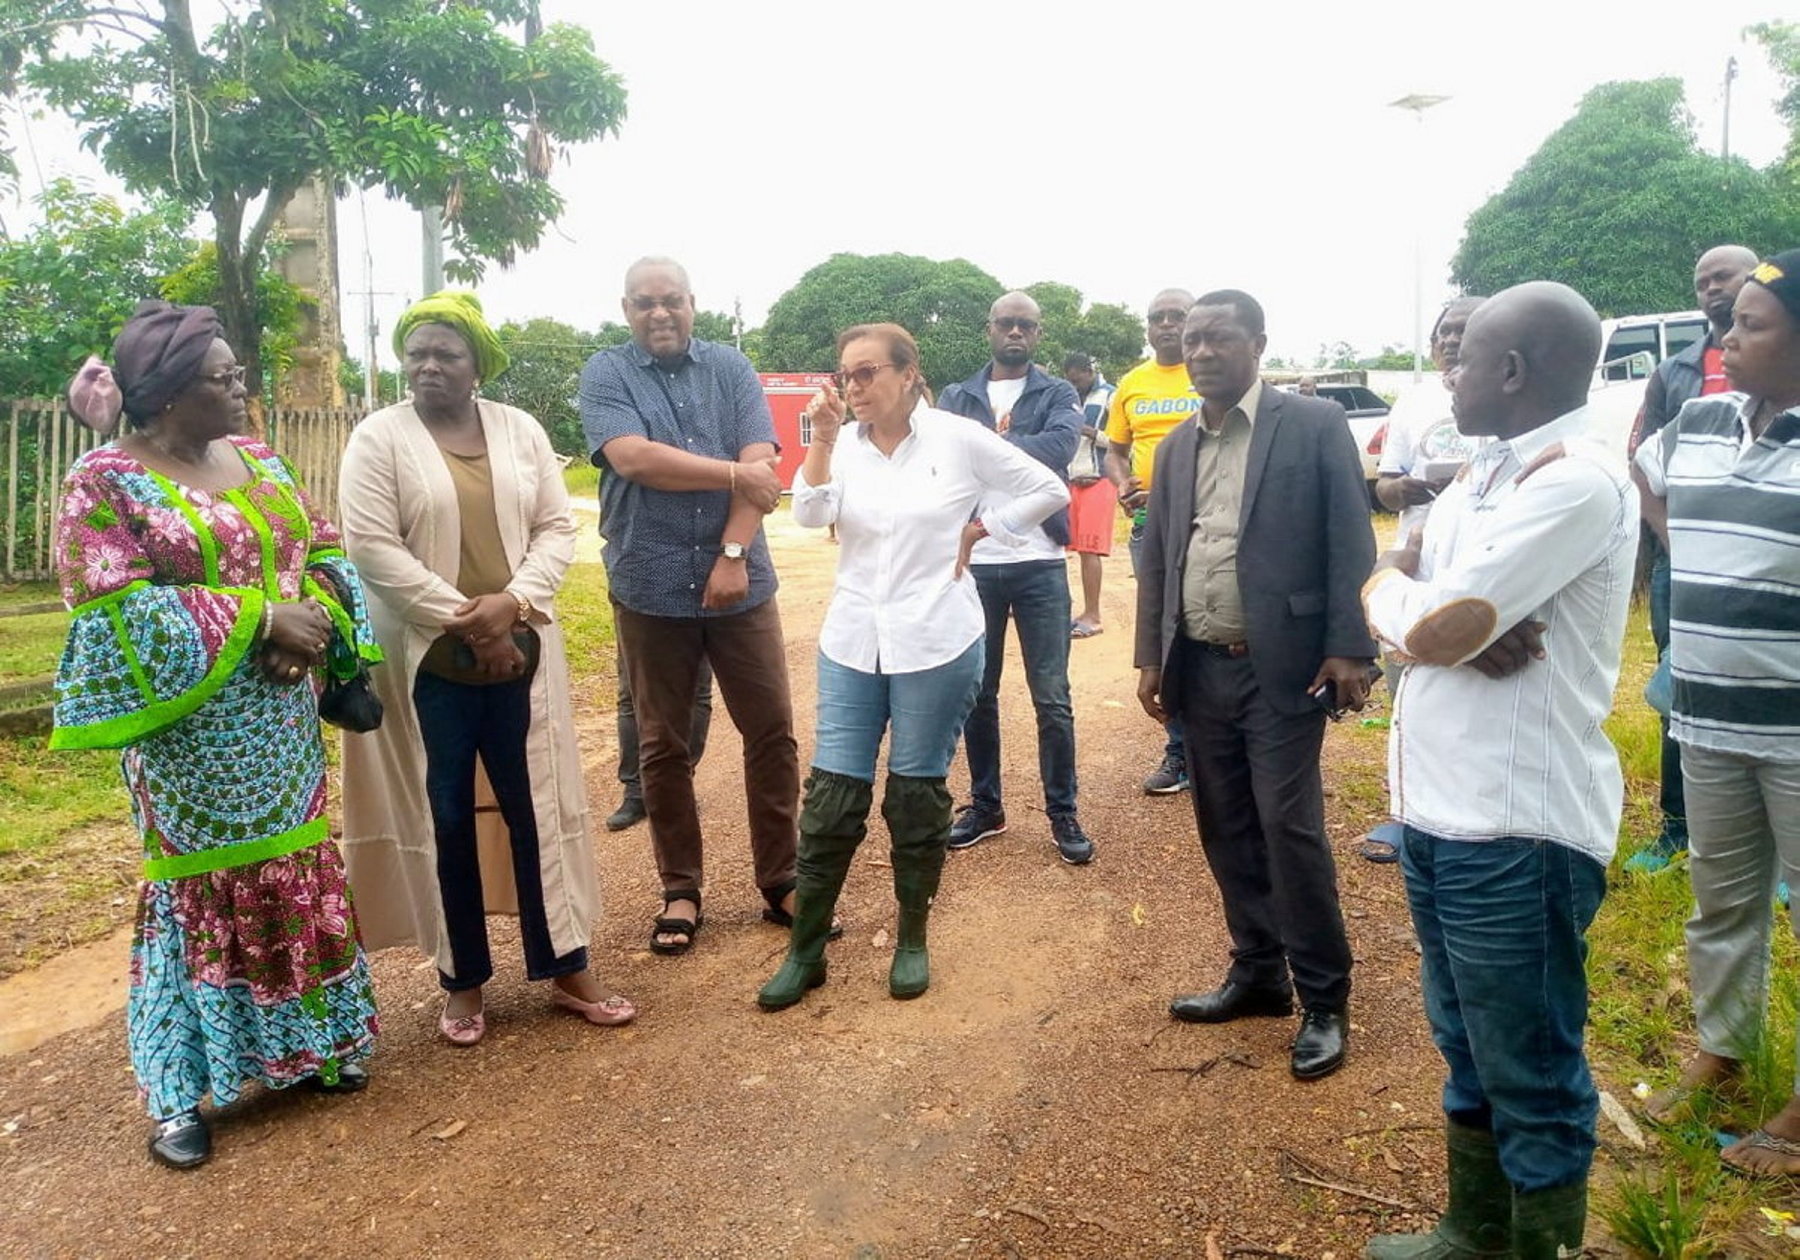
[579,337,779,618]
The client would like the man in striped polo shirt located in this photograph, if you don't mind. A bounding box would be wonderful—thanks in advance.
[1634,248,1800,1177]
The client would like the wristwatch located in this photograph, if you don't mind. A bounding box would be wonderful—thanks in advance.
[721,541,747,561]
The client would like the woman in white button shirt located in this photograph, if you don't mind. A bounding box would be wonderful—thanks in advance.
[758,323,1069,1009]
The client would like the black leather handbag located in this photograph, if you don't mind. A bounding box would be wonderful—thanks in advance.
[318,666,384,732]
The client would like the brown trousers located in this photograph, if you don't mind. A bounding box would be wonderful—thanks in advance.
[613,596,798,899]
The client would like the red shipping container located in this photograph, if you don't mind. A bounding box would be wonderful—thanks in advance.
[759,372,835,490]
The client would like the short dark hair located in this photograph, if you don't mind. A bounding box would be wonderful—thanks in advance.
[1430,295,1486,342]
[1063,351,1094,370]
[1192,289,1265,338]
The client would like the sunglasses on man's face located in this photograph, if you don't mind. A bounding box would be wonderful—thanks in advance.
[1148,310,1189,327]
[991,317,1039,334]
[629,295,689,314]
[833,363,896,390]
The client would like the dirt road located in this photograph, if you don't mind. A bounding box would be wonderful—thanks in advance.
[1,515,1452,1259]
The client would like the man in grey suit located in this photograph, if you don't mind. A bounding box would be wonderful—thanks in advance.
[1134,289,1378,1081]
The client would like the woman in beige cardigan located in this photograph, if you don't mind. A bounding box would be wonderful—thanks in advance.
[339,292,633,1046]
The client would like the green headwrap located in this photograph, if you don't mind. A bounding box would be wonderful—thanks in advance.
[393,290,510,381]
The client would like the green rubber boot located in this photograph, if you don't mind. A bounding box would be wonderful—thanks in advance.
[1510,1179,1586,1260]
[1365,1122,1512,1259]
[757,770,870,1011]
[883,774,951,1000]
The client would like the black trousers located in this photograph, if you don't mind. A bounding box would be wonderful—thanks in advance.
[1173,638,1353,1010]
[413,670,587,991]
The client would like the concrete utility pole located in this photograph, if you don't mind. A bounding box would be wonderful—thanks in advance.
[1722,56,1738,161]
[1389,93,1451,384]
[421,205,446,295]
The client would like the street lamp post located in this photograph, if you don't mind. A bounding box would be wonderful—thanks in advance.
[1389,93,1450,384]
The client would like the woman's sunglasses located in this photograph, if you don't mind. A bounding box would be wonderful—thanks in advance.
[833,363,896,390]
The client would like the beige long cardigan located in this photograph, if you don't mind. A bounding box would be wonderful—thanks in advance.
[336,399,596,972]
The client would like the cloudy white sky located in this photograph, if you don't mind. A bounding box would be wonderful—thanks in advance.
[7,1,1794,369]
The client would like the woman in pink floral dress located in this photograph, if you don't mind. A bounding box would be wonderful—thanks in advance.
[53,302,380,1170]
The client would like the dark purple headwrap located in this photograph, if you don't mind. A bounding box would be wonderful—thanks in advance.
[111,299,225,425]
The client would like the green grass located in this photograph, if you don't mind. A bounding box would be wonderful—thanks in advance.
[0,609,68,685]
[0,733,134,974]
[1588,597,1800,1255]
[557,560,614,669]
[563,461,599,499]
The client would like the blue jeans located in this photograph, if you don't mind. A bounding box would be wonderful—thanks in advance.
[813,640,983,781]
[1128,519,1185,765]
[1400,826,1607,1192]
[965,560,1078,817]
[413,670,587,991]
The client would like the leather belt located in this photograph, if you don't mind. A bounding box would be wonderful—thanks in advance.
[1196,640,1249,659]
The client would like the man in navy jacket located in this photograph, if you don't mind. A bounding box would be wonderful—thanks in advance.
[937,291,1094,864]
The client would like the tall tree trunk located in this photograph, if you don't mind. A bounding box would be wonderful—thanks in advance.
[210,193,264,434]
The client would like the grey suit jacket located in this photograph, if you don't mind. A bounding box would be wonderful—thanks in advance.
[1133,386,1378,718]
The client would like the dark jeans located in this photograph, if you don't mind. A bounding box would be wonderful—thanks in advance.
[1401,826,1607,1193]
[413,669,587,991]
[616,640,713,796]
[1175,640,1351,1009]
[1128,519,1185,765]
[1649,545,1687,846]
[965,560,1078,817]
[613,597,799,898]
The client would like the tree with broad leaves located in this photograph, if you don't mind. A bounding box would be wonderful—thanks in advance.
[758,253,1006,388]
[1021,281,1146,385]
[1753,21,1799,188]
[0,0,626,408]
[1450,79,1800,316]
[0,179,197,398]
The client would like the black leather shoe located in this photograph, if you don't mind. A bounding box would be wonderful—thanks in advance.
[1291,1007,1349,1080]
[1169,982,1294,1024]
[148,1111,210,1170]
[310,1062,369,1094]
[605,795,647,832]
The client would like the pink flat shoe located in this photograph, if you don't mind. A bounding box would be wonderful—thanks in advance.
[439,1004,486,1047]
[551,986,638,1027]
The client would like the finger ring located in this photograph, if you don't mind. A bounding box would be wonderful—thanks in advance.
[288,665,302,679]
[313,641,325,653]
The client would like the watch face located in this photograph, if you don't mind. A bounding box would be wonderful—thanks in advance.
[723,542,746,559]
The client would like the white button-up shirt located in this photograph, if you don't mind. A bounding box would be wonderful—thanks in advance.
[1362,407,1639,864]
[792,406,1069,674]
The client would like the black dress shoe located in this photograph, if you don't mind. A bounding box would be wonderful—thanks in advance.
[1291,1007,1349,1080]
[605,795,647,832]
[1169,981,1294,1024]
[148,1111,210,1170]
[310,1062,369,1094]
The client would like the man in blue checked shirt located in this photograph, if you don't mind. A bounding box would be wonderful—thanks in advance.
[579,257,800,959]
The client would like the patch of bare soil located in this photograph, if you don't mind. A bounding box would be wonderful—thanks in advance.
[3,518,1474,1259]
[0,819,137,978]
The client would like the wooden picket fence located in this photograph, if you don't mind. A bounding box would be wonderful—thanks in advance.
[1,400,363,583]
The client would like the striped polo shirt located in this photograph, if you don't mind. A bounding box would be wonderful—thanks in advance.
[1636,393,1800,761]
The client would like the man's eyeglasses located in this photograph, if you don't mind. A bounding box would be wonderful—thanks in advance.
[200,365,247,388]
[629,295,690,314]
[833,363,896,390]
[1148,310,1189,326]
[991,317,1039,334]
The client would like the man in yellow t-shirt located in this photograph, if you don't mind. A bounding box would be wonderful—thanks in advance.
[1103,287,1200,794]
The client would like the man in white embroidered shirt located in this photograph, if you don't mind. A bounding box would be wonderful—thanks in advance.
[1361,282,1638,1260]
